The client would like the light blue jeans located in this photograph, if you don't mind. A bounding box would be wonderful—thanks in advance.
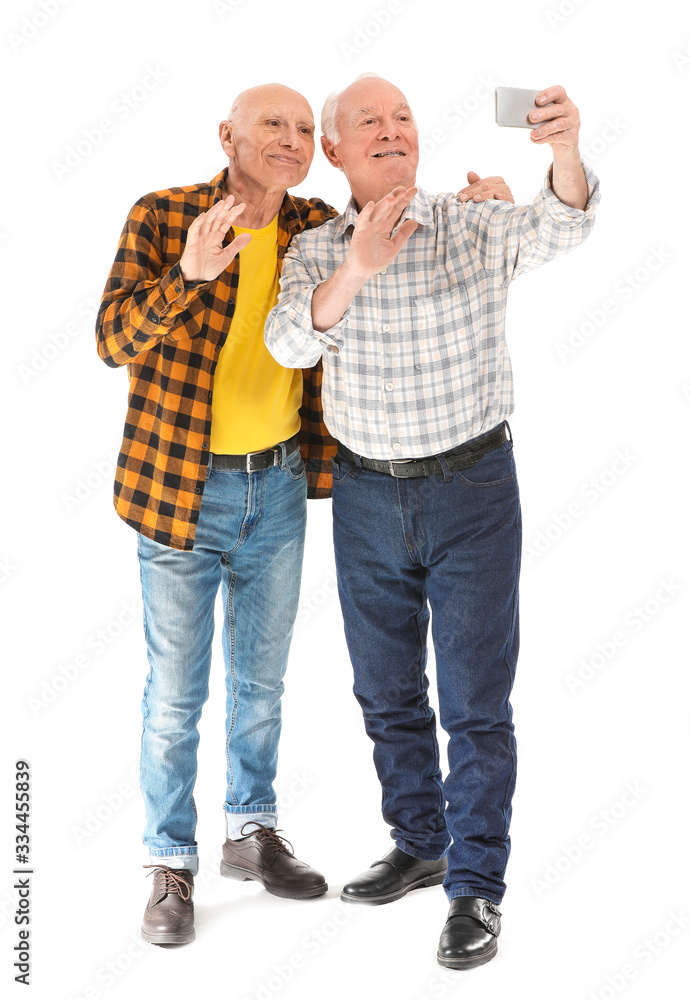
[136,442,307,874]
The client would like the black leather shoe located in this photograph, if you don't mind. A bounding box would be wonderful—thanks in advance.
[141,865,195,945]
[437,896,501,969]
[341,846,447,904]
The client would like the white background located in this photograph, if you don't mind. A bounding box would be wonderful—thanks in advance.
[3,0,689,998]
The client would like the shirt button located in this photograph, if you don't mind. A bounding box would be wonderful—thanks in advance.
[215,344,220,351]
[175,285,181,293]
[385,382,393,391]
[202,441,208,449]
[379,269,387,275]
[382,324,390,332]
[393,443,402,451]
[208,391,212,401]
[194,487,201,494]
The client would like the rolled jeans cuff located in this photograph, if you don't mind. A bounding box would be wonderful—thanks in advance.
[147,847,199,876]
[224,804,277,840]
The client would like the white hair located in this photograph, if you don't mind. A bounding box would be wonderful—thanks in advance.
[321,72,416,144]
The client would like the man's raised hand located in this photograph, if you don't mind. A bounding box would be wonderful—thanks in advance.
[346,186,418,280]
[457,172,515,203]
[179,194,252,283]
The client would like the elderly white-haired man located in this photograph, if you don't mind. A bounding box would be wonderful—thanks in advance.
[265,74,600,969]
[97,78,515,948]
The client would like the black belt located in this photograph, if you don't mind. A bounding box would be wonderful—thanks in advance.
[211,432,300,472]
[336,424,507,479]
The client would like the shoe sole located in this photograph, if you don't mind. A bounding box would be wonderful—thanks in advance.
[219,859,328,899]
[340,870,446,905]
[141,927,196,945]
[436,941,498,970]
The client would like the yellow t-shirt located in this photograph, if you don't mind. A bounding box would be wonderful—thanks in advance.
[209,213,302,454]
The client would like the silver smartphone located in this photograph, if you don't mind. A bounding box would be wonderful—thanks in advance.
[495,87,551,129]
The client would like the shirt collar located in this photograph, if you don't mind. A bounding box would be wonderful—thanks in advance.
[333,185,433,239]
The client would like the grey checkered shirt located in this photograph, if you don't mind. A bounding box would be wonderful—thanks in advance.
[265,161,600,460]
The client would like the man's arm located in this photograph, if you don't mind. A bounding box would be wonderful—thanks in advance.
[265,186,418,366]
[96,194,248,368]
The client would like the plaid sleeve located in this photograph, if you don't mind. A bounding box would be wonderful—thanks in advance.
[461,159,600,282]
[265,235,348,367]
[95,195,211,368]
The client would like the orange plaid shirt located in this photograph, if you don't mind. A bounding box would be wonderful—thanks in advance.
[96,167,339,550]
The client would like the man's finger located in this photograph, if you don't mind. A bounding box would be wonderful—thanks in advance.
[218,232,252,267]
[390,219,418,253]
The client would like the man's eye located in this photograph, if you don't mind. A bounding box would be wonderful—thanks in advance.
[268,120,280,127]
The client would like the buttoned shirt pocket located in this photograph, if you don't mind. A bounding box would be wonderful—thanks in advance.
[413,285,476,374]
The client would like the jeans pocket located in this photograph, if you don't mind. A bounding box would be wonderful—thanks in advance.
[454,442,515,488]
[282,446,306,481]
[331,454,355,484]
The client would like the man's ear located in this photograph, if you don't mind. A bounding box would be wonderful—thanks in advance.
[321,135,342,169]
[219,120,235,159]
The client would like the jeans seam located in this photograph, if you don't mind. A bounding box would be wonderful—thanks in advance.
[497,484,521,860]
[225,568,239,806]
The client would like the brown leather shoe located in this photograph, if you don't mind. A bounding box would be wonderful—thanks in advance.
[141,865,195,945]
[220,822,327,899]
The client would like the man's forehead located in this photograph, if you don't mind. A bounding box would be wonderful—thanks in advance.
[252,102,314,122]
[350,99,410,119]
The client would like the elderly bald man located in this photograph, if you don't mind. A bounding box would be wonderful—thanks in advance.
[97,81,515,946]
[266,74,599,968]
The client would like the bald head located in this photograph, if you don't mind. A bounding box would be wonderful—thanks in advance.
[228,83,313,124]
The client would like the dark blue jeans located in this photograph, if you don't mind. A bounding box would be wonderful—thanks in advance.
[331,423,521,904]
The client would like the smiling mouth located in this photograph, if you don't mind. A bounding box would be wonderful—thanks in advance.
[373,151,405,157]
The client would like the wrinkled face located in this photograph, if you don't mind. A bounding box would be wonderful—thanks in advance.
[322,78,419,205]
[220,85,316,192]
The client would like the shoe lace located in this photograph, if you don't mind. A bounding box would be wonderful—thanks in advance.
[240,822,295,858]
[143,865,192,901]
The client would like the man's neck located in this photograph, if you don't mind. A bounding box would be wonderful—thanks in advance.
[222,171,285,229]
[351,178,417,215]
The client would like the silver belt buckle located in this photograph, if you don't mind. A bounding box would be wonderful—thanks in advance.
[388,459,414,477]
[245,447,278,473]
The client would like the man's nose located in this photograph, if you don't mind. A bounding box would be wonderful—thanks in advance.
[377,119,401,141]
[279,126,301,148]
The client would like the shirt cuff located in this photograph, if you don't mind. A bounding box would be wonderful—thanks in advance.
[286,284,350,354]
[541,158,600,224]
